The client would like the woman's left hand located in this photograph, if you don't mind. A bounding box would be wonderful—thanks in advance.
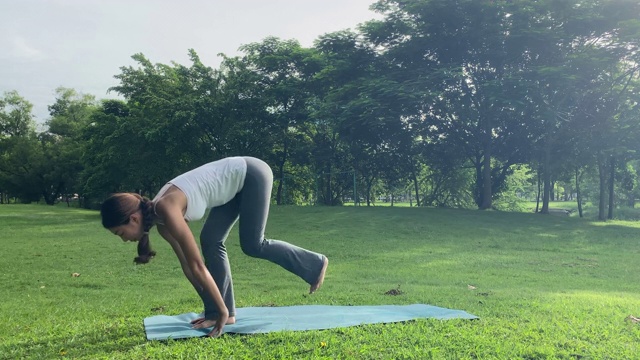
[191,314,228,337]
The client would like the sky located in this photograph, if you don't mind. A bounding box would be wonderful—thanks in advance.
[0,0,380,123]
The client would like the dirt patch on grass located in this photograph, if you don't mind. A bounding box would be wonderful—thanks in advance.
[384,285,404,296]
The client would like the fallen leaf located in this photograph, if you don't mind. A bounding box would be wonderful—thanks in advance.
[625,315,640,323]
[72,273,81,277]
[151,306,166,312]
[468,285,477,290]
[40,286,45,289]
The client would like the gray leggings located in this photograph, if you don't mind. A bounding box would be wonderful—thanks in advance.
[199,157,325,317]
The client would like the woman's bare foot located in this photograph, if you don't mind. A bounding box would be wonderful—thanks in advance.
[309,256,328,294]
[227,316,236,325]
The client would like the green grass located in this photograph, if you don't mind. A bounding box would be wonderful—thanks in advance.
[1,204,639,359]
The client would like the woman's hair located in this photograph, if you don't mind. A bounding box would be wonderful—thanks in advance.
[100,193,157,264]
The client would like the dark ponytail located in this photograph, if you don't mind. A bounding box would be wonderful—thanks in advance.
[134,195,157,264]
[100,192,157,264]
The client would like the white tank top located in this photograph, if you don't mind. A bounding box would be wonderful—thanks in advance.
[153,157,247,221]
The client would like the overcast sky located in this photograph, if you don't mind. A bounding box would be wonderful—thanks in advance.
[1,0,380,122]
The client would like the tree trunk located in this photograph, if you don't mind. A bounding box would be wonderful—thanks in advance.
[275,139,288,205]
[366,177,373,206]
[607,155,615,220]
[575,167,583,218]
[480,143,492,210]
[535,167,541,213]
[43,191,55,205]
[474,156,483,208]
[411,167,421,207]
[275,171,284,205]
[541,170,551,214]
[550,180,555,202]
[541,146,551,214]
[597,154,607,221]
[327,167,332,205]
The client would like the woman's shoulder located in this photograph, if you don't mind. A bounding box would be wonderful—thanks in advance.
[154,186,187,218]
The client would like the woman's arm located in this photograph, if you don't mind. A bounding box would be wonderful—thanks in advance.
[155,200,228,337]
[157,224,217,318]
[157,225,204,295]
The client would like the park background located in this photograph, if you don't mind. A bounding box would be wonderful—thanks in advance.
[1,1,640,358]
[0,0,639,220]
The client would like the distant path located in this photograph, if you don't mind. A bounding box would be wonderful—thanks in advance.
[545,208,573,216]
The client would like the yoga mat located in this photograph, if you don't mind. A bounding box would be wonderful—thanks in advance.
[143,304,478,340]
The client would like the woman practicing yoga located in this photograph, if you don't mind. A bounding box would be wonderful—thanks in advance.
[100,156,328,337]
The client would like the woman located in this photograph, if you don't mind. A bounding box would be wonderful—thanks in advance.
[100,156,328,337]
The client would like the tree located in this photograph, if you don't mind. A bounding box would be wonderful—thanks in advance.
[0,91,35,137]
[109,51,223,195]
[39,87,98,205]
[80,100,137,207]
[238,37,321,204]
[313,30,421,206]
[0,91,38,203]
[363,0,537,209]
[518,0,640,218]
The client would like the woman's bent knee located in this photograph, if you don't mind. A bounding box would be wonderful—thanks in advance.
[240,240,264,258]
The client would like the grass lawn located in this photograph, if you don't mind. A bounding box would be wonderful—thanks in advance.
[1,204,639,359]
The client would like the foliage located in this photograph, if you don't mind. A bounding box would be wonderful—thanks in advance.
[493,164,534,212]
[0,92,41,203]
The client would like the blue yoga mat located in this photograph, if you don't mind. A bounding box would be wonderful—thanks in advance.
[143,304,478,340]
